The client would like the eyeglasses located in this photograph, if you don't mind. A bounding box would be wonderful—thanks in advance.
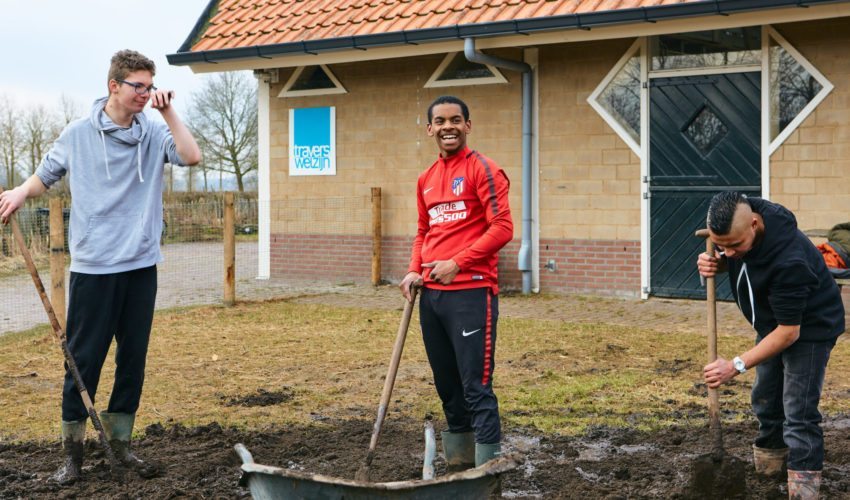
[116,79,157,95]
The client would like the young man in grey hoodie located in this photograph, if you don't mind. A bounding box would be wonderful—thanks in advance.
[0,49,201,484]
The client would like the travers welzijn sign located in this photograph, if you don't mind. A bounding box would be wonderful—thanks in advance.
[289,106,336,176]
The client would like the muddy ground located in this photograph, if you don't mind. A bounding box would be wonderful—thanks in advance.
[3,288,850,498]
[2,412,850,499]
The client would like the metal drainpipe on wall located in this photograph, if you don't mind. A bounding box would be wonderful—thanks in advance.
[464,37,533,294]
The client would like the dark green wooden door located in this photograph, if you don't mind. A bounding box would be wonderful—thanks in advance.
[649,72,761,299]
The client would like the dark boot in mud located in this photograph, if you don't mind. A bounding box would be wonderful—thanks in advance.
[788,470,821,500]
[475,442,501,466]
[442,431,475,473]
[50,420,86,485]
[753,445,788,477]
[100,412,161,479]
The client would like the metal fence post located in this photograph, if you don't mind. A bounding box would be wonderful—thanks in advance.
[224,192,236,306]
[371,187,382,286]
[49,197,66,329]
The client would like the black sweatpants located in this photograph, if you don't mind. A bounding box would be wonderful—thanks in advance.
[61,266,157,422]
[419,287,500,444]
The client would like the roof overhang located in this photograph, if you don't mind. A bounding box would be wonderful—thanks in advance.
[168,0,850,74]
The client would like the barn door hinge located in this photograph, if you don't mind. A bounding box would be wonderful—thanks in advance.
[643,191,651,199]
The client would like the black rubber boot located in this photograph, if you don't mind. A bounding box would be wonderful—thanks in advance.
[100,412,161,479]
[50,420,86,485]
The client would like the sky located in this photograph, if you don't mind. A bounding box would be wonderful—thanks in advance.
[0,0,219,118]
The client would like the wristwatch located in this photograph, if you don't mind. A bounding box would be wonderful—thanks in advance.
[732,356,747,374]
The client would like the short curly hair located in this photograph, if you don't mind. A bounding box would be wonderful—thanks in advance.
[108,50,156,86]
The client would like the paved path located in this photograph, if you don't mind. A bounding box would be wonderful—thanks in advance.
[3,242,849,339]
[0,242,350,336]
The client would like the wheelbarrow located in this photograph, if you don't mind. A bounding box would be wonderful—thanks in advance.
[234,442,519,500]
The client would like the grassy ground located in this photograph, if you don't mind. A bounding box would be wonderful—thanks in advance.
[1,296,849,443]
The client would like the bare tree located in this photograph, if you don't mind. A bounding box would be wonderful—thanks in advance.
[0,96,24,188]
[187,72,258,192]
[22,104,58,175]
[58,94,84,127]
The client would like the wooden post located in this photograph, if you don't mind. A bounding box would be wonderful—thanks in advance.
[224,192,236,306]
[49,198,66,329]
[371,187,382,286]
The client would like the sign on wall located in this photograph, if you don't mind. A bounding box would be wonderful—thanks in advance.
[289,106,336,176]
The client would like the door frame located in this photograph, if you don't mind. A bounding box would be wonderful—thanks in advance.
[646,68,763,298]
[647,71,762,299]
[634,25,834,298]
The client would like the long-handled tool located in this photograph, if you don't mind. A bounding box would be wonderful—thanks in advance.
[355,284,420,482]
[1,187,121,474]
[688,228,745,497]
[696,228,724,460]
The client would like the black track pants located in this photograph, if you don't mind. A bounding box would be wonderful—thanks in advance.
[419,287,500,444]
[61,266,157,422]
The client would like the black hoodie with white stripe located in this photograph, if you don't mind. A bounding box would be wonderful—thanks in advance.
[726,198,845,342]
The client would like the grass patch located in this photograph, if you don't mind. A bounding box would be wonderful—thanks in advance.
[1,298,848,442]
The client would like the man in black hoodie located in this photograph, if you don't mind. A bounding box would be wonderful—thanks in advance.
[697,191,844,500]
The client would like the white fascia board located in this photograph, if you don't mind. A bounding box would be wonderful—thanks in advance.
[183,3,850,74]
[256,75,271,280]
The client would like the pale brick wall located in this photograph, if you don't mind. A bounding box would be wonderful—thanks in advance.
[268,52,524,239]
[263,23,849,297]
[265,43,645,295]
[537,39,642,243]
[769,17,850,231]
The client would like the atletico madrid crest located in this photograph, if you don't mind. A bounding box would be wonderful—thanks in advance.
[452,177,464,196]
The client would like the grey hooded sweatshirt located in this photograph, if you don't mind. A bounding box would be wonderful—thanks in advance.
[36,97,184,274]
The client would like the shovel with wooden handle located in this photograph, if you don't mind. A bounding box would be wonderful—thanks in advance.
[0,187,121,475]
[355,283,420,482]
[686,229,747,497]
[695,228,724,460]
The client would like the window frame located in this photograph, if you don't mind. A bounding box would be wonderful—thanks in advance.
[587,39,643,157]
[278,64,347,98]
[424,52,508,88]
[766,25,833,155]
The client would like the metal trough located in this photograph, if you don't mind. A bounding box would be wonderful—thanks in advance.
[234,443,519,500]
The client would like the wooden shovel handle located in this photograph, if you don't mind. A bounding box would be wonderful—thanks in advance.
[366,284,420,456]
[1,186,121,471]
[696,228,723,458]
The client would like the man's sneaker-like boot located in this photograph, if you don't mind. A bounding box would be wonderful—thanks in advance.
[441,431,475,473]
[475,442,502,467]
[753,445,788,477]
[100,412,161,479]
[788,470,821,500]
[50,420,86,485]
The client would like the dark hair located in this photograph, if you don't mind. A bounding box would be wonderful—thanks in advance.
[427,95,469,123]
[707,191,749,235]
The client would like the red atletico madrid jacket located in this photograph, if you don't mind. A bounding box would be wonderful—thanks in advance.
[408,145,513,294]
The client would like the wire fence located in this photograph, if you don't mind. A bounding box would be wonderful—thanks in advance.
[0,193,263,335]
[0,192,385,336]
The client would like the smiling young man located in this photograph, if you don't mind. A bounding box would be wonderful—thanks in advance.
[697,191,844,499]
[399,95,513,471]
[0,49,201,484]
